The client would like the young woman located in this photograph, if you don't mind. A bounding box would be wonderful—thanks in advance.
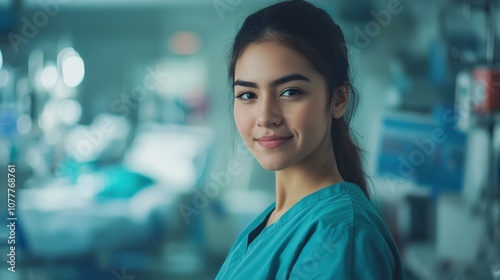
[216,1,406,279]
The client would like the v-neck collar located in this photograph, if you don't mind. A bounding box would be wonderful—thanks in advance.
[243,181,356,255]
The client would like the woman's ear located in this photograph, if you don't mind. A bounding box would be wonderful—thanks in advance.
[330,85,349,119]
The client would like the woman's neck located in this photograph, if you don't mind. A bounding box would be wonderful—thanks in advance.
[273,140,344,215]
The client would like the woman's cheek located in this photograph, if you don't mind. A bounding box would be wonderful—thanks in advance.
[235,109,252,142]
[292,106,314,129]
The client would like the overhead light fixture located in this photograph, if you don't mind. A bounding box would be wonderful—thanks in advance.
[40,63,58,89]
[58,47,85,88]
[0,69,9,88]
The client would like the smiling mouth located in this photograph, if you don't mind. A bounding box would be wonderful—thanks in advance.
[256,136,292,149]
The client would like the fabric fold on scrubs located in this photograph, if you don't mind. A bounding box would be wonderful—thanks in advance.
[215,181,406,280]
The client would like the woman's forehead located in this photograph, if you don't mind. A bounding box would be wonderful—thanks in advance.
[234,41,317,81]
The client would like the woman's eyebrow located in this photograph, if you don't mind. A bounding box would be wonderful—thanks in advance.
[233,73,311,89]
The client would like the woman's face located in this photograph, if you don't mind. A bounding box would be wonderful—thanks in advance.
[233,40,346,171]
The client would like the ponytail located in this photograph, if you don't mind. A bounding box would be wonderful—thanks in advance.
[331,117,369,199]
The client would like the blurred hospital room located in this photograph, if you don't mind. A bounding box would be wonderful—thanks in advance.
[0,0,499,279]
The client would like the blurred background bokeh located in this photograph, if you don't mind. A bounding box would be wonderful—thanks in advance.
[0,0,499,279]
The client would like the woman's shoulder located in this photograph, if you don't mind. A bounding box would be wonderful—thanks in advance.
[306,182,392,238]
[292,183,406,279]
[307,183,402,243]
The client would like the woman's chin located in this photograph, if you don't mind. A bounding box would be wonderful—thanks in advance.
[257,158,290,171]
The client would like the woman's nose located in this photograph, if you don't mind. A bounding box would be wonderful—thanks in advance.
[256,98,282,127]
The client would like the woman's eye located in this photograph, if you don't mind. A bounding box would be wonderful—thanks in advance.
[236,92,255,100]
[281,88,302,97]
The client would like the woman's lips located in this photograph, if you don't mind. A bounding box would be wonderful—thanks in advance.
[256,136,292,149]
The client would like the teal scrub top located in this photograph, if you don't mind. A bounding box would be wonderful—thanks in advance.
[216,181,406,280]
